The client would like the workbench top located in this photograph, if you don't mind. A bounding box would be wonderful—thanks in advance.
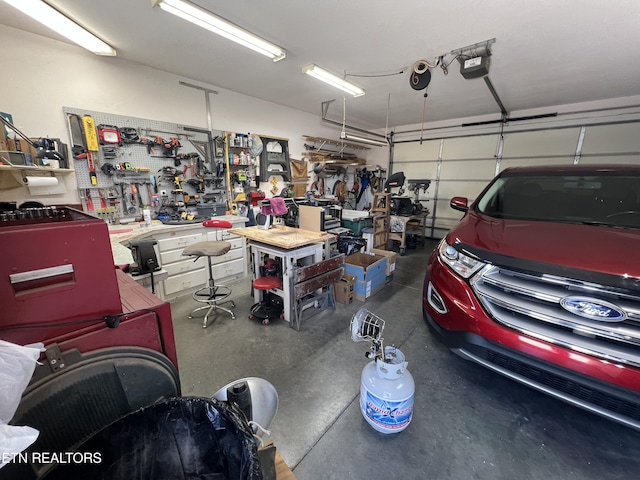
[229,225,334,249]
[109,215,246,264]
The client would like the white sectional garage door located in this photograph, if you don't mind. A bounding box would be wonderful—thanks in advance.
[392,120,640,239]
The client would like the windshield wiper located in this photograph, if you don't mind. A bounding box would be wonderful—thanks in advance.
[577,220,627,229]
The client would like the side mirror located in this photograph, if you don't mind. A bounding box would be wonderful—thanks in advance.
[450,196,469,212]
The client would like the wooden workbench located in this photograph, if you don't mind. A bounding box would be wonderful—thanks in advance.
[229,225,334,324]
[389,211,429,255]
[229,224,333,249]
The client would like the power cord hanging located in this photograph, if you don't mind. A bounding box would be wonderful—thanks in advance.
[385,93,390,140]
[420,91,429,145]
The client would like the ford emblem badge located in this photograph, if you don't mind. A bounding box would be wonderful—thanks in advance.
[560,296,626,322]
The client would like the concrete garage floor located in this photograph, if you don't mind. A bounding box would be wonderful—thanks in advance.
[169,240,640,480]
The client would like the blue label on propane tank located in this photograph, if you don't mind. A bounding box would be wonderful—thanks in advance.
[362,390,413,430]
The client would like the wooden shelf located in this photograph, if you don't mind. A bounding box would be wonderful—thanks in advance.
[0,164,74,174]
[0,163,74,190]
[303,135,371,151]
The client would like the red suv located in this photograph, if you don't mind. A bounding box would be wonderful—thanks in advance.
[423,164,640,430]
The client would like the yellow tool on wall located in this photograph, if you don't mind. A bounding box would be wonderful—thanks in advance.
[82,115,99,185]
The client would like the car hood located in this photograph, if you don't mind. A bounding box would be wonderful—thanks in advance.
[449,211,640,280]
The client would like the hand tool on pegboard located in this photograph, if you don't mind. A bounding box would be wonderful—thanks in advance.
[78,188,86,211]
[107,188,120,207]
[120,185,135,215]
[82,115,100,185]
[67,114,86,158]
[85,189,94,211]
[133,182,144,208]
[98,189,108,210]
[141,135,163,155]
[68,114,94,183]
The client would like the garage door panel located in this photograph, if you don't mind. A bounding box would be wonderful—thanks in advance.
[503,128,581,157]
[393,139,441,161]
[439,159,496,180]
[392,161,438,180]
[432,198,465,217]
[579,155,640,165]
[437,180,486,202]
[392,120,640,241]
[499,157,574,171]
[582,124,640,154]
[442,135,498,159]
[436,217,464,231]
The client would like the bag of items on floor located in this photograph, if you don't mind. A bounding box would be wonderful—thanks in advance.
[43,397,263,479]
[337,233,367,256]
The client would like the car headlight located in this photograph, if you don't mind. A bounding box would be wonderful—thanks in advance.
[438,240,485,279]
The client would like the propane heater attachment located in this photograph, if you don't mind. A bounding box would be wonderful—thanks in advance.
[350,308,385,360]
[350,308,415,434]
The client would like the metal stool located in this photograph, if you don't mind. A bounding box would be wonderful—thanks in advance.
[249,276,283,326]
[182,219,235,327]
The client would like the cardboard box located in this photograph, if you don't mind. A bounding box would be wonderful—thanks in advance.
[345,252,387,280]
[334,273,356,305]
[344,252,388,301]
[355,276,386,302]
[371,248,398,277]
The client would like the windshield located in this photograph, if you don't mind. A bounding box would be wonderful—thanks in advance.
[476,172,640,228]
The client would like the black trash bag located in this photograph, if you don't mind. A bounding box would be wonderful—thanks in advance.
[43,397,262,480]
[337,234,367,256]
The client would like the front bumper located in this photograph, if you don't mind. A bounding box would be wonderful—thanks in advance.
[423,255,640,432]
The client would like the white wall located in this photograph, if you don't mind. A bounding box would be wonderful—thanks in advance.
[0,25,389,206]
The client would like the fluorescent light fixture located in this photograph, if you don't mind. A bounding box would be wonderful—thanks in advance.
[340,132,388,147]
[2,0,115,56]
[152,0,286,62]
[302,64,365,97]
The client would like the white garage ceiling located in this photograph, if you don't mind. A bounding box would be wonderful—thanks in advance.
[2,0,639,131]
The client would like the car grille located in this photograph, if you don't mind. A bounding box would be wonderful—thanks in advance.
[486,350,640,422]
[471,266,640,367]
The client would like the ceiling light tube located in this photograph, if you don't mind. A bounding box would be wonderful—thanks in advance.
[302,64,365,97]
[152,0,286,62]
[2,0,115,56]
[340,132,388,147]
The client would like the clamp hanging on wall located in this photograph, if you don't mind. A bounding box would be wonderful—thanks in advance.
[259,136,291,182]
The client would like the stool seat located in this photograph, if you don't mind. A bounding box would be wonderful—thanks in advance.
[182,241,231,258]
[250,276,283,325]
[253,276,282,290]
[182,235,234,327]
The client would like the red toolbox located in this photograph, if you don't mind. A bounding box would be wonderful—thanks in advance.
[0,207,180,479]
[0,206,122,343]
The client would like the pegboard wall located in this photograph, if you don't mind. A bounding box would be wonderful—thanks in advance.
[63,107,227,218]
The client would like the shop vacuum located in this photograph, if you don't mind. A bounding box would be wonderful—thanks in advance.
[350,308,415,434]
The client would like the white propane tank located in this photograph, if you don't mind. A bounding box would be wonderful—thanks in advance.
[360,346,414,434]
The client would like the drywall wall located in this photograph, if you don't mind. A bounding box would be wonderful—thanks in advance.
[0,25,389,206]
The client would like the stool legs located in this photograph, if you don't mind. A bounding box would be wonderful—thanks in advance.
[189,256,235,328]
[249,289,283,326]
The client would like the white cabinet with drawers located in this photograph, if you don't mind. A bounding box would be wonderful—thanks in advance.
[150,217,248,301]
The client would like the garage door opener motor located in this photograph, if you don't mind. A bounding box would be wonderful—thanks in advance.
[350,308,415,434]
